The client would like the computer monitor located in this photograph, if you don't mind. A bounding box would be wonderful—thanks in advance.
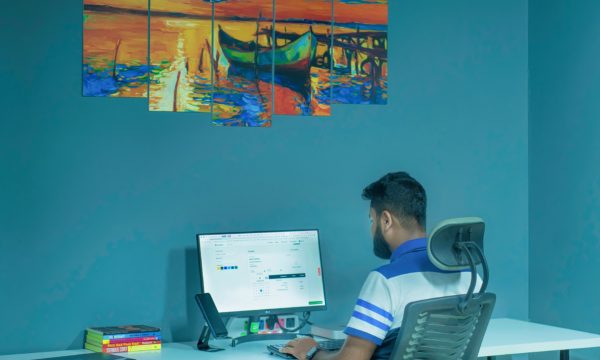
[196,229,327,317]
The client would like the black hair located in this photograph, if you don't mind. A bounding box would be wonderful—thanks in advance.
[362,171,427,230]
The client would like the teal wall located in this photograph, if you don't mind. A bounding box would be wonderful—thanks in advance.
[0,0,529,355]
[529,1,600,359]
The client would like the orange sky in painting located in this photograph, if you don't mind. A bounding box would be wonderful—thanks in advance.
[84,0,387,25]
[277,0,387,25]
[213,0,274,20]
[333,1,387,25]
[85,0,212,17]
[275,0,331,22]
[85,0,146,11]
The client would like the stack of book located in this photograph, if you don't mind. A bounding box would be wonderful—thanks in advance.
[85,325,161,354]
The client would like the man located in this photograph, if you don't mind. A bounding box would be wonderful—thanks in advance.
[282,172,475,360]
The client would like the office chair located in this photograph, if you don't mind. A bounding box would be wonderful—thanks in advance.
[389,217,496,360]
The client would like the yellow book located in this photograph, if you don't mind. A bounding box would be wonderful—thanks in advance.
[85,342,161,353]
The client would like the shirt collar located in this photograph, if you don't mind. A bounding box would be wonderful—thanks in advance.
[390,237,428,263]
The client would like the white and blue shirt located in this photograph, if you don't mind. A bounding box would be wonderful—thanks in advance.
[344,238,477,358]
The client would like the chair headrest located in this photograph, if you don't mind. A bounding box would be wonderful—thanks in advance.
[427,217,485,271]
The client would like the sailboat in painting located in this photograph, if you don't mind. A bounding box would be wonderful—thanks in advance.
[273,0,332,116]
[218,26,317,76]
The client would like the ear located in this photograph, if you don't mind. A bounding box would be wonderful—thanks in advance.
[380,210,394,232]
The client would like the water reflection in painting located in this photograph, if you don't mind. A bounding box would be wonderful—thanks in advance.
[149,0,212,112]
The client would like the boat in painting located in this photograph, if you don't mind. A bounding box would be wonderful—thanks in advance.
[218,26,317,75]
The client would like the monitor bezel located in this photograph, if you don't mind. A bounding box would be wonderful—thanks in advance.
[196,229,327,317]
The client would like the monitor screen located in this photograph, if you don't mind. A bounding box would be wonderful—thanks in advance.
[197,229,326,316]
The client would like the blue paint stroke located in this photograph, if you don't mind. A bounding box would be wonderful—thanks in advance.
[331,74,387,105]
[83,64,153,97]
[212,66,272,127]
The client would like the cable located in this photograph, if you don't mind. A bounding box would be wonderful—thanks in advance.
[276,312,311,333]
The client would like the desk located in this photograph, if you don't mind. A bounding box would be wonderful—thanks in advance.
[4,318,600,360]
[479,318,600,359]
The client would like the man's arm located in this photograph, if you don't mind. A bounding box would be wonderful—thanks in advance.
[284,271,392,360]
[281,335,377,360]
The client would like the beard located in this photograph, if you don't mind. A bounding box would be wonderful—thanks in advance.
[373,223,392,259]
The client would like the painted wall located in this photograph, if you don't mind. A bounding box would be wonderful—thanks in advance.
[529,1,600,359]
[0,0,528,355]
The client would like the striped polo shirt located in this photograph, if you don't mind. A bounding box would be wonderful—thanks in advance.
[344,237,477,359]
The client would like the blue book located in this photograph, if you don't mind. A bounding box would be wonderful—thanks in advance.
[86,325,161,340]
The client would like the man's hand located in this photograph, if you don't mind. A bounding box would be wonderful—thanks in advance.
[281,335,377,360]
[280,337,319,360]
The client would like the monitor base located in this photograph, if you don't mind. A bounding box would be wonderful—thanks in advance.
[231,332,297,347]
[197,324,225,352]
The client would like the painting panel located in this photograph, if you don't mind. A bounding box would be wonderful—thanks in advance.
[212,0,274,127]
[149,0,213,112]
[83,0,149,97]
[274,0,332,116]
[332,0,388,105]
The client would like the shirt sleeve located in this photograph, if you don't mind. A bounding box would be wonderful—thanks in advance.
[344,271,394,346]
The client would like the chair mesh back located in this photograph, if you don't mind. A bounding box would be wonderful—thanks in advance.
[403,309,481,359]
[390,293,495,360]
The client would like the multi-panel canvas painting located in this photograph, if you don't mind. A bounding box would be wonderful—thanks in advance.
[82,0,389,125]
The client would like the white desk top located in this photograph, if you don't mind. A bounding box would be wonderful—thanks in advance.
[479,318,600,357]
[4,318,600,359]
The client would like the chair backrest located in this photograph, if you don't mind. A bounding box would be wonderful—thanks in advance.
[388,217,496,360]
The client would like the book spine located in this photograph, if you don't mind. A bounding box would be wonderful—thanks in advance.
[86,326,160,335]
[87,340,161,348]
[85,343,161,353]
[84,343,104,353]
[88,336,161,345]
[127,344,161,352]
[87,331,161,340]
[86,329,104,337]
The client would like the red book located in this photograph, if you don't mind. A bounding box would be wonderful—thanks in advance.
[102,340,161,348]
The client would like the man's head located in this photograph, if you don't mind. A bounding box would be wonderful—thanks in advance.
[362,172,427,259]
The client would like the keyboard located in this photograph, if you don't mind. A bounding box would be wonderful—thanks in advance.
[267,339,344,358]
[267,344,295,359]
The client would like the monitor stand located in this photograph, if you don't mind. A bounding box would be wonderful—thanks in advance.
[230,315,298,347]
[231,332,297,347]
